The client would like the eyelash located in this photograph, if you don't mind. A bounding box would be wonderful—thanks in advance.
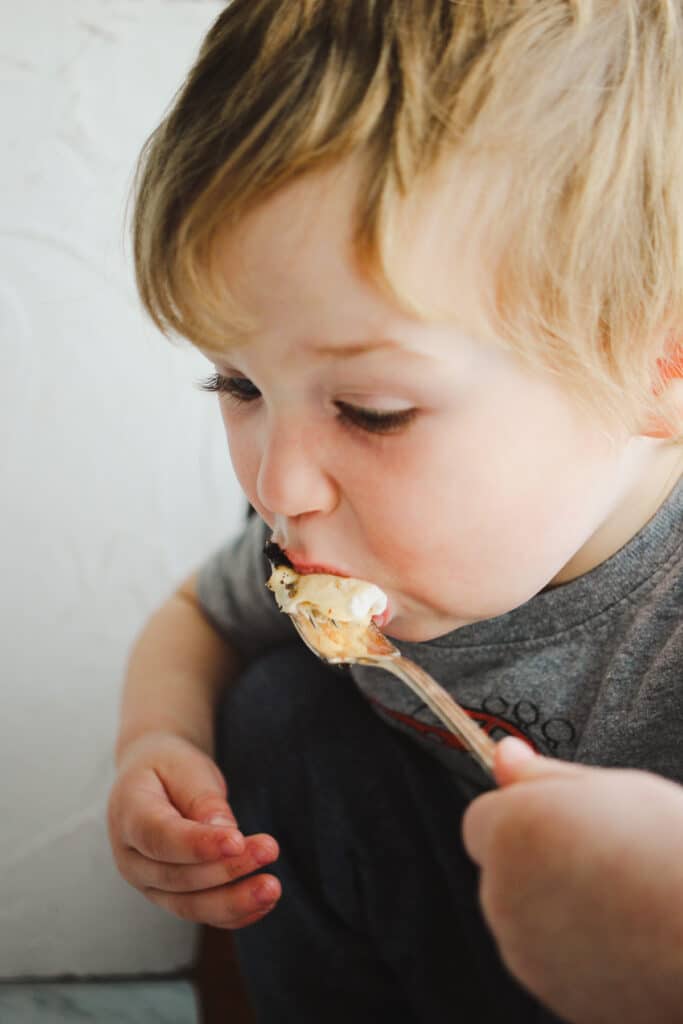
[198,373,418,436]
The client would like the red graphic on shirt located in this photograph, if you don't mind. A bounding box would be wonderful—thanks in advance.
[370,698,540,753]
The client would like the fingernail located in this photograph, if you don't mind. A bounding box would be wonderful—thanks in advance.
[208,813,237,827]
[254,879,278,906]
[253,840,277,866]
[500,736,536,763]
[221,831,245,857]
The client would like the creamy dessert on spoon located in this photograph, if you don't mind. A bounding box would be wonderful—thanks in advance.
[264,541,497,777]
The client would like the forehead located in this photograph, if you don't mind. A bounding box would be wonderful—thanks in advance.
[214,161,373,324]
[211,157,501,359]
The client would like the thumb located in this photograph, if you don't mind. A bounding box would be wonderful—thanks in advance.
[493,736,585,787]
[158,745,240,829]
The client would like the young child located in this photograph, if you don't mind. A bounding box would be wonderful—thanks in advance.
[108,2,683,1021]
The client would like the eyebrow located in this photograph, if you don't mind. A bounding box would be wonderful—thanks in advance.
[307,339,405,359]
[203,336,429,367]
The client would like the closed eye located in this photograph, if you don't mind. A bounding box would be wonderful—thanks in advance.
[334,401,418,435]
[197,374,418,435]
[198,373,261,402]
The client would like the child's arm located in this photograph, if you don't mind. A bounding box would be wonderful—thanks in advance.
[107,573,281,930]
[463,740,683,1024]
[114,572,238,763]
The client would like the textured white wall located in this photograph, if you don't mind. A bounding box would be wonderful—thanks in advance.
[0,1,244,977]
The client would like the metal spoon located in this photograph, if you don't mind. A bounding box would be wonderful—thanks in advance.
[265,543,496,778]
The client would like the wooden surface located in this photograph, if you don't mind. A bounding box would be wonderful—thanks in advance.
[191,926,256,1024]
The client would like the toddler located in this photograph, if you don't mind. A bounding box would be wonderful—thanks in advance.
[109,3,683,1021]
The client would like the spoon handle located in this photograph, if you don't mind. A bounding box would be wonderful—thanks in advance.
[382,655,497,778]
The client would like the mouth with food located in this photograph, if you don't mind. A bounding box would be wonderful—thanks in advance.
[264,541,390,628]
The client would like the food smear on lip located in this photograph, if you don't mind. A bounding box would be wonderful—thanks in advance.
[267,565,388,625]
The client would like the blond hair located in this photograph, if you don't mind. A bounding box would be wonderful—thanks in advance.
[132,0,683,440]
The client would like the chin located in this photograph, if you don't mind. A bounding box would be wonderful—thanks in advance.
[384,611,467,643]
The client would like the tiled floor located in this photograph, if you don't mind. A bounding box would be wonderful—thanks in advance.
[0,980,198,1023]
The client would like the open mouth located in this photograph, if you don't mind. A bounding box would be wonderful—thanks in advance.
[263,541,292,568]
[264,542,348,578]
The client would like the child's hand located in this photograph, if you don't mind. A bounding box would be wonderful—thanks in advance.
[462,739,683,1024]
[107,732,280,929]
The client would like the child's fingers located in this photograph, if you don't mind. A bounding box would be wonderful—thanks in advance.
[125,802,245,864]
[465,741,595,864]
[147,871,282,930]
[493,736,588,788]
[154,752,237,829]
[492,736,538,787]
[126,834,279,893]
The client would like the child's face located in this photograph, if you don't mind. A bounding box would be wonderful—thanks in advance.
[206,162,648,641]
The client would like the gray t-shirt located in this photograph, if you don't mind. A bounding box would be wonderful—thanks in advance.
[198,479,683,795]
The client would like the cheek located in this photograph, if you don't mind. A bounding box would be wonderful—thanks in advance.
[220,407,261,502]
[345,405,621,608]
[338,436,455,576]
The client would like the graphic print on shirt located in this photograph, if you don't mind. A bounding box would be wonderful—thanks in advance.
[371,691,577,759]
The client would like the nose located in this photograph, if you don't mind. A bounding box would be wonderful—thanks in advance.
[255,413,339,519]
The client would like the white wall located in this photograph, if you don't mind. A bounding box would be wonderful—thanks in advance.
[0,1,245,977]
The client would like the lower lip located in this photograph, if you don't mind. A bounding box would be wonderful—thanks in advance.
[372,604,393,629]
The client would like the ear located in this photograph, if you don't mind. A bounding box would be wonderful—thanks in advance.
[657,339,683,386]
[641,340,683,439]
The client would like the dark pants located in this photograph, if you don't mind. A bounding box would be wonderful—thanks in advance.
[216,643,557,1023]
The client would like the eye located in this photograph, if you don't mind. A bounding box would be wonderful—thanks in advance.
[198,373,261,404]
[334,400,418,435]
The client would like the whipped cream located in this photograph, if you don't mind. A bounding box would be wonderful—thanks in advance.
[267,565,387,624]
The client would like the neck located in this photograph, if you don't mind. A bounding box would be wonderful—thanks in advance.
[550,440,683,587]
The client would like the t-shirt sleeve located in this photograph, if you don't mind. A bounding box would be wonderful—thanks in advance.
[196,513,296,660]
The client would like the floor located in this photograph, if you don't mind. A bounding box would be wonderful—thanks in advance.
[0,981,198,1023]
[0,929,255,1024]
